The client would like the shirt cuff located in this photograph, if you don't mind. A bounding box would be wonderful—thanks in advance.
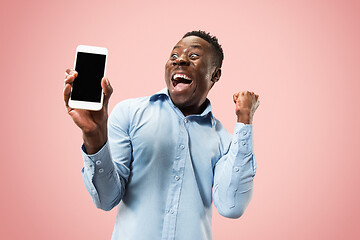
[235,122,245,129]
[233,123,253,154]
[231,123,256,175]
[81,141,114,176]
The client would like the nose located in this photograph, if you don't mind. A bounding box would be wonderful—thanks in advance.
[173,54,190,66]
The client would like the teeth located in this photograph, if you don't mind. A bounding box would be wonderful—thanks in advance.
[173,74,191,81]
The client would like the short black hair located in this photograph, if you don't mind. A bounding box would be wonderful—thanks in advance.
[183,30,224,68]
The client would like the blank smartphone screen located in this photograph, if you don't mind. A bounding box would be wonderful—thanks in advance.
[71,52,106,102]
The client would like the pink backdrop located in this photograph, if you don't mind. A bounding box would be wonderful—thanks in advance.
[1,0,359,239]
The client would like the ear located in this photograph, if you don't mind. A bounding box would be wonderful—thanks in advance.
[211,68,221,83]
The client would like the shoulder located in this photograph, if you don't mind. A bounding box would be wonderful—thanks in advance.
[108,96,151,126]
[111,96,150,115]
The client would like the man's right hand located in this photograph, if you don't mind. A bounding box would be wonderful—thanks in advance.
[63,68,113,154]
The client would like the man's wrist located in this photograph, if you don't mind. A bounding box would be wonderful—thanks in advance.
[83,131,107,155]
[236,115,252,124]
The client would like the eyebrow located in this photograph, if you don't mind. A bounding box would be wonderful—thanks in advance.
[172,44,203,50]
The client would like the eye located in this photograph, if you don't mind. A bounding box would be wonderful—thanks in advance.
[170,53,178,59]
[189,53,199,59]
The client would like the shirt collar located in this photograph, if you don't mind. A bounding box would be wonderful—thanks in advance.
[149,88,170,100]
[150,88,216,127]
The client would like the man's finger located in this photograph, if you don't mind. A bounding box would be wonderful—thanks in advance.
[65,68,77,75]
[254,100,260,111]
[64,68,78,84]
[102,77,113,106]
[63,83,72,108]
[64,73,77,85]
[233,93,239,103]
[65,68,77,82]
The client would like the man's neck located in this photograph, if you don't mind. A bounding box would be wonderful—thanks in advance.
[178,100,209,116]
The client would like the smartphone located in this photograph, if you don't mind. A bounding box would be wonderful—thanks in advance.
[69,45,108,111]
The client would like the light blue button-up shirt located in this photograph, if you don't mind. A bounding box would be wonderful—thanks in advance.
[81,88,257,240]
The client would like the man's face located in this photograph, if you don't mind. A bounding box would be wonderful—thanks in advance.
[165,36,218,114]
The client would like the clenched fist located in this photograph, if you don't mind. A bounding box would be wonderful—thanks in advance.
[233,91,260,124]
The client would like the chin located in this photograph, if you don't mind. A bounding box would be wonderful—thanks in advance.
[170,95,189,107]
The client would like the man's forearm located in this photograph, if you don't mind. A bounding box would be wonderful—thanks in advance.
[82,142,126,211]
[212,123,256,218]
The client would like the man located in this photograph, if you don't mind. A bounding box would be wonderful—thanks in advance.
[64,31,259,240]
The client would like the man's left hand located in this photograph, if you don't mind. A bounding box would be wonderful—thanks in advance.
[233,91,260,124]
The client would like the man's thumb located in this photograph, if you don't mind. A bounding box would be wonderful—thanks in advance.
[102,77,113,105]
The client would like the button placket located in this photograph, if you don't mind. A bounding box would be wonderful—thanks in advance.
[162,119,189,239]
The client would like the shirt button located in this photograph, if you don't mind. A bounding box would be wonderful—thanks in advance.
[99,168,104,173]
[242,131,247,136]
[233,140,238,144]
[96,160,102,165]
[170,209,174,214]
[241,141,246,146]
[175,176,180,181]
[180,145,185,149]
[184,119,188,123]
[234,167,240,172]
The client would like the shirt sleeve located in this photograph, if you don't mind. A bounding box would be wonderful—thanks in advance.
[212,123,257,219]
[81,102,132,211]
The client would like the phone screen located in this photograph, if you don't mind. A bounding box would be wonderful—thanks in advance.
[71,52,106,102]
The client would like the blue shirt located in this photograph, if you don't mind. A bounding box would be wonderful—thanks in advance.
[81,88,257,240]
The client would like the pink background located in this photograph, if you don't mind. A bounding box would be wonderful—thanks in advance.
[1,0,359,239]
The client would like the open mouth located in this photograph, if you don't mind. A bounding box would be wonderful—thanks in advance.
[172,73,192,87]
